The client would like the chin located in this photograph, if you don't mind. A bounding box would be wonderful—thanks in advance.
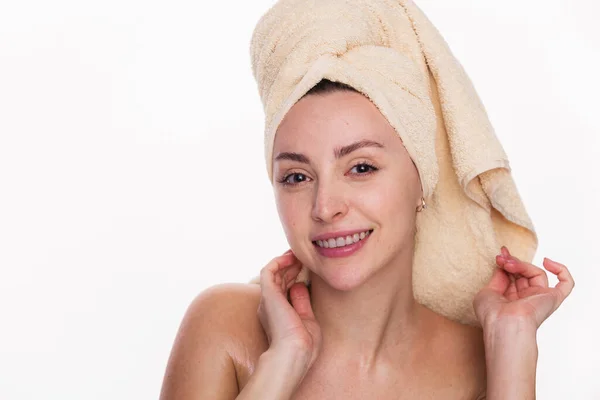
[314,262,373,291]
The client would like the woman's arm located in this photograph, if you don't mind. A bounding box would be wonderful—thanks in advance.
[483,318,537,400]
[473,246,574,400]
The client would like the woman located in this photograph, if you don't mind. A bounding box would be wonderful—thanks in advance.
[160,1,574,399]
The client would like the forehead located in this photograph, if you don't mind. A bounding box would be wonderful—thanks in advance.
[273,90,400,151]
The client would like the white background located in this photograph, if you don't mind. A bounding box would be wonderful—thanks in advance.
[0,0,598,398]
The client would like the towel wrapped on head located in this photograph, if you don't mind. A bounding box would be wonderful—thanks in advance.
[249,0,538,325]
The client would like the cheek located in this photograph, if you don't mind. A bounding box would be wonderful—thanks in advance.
[357,179,406,211]
[275,191,310,239]
[357,176,417,227]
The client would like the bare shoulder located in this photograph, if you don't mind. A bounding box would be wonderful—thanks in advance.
[180,282,269,365]
[160,283,268,400]
[184,282,264,336]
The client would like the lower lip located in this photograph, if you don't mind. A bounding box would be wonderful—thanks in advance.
[313,232,372,258]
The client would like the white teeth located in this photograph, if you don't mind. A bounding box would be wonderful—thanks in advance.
[315,230,372,248]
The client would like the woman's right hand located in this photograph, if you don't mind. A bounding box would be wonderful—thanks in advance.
[257,250,322,377]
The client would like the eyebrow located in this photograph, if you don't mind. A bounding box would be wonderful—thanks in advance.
[274,139,384,164]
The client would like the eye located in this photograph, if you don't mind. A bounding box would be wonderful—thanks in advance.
[279,172,311,186]
[349,162,378,175]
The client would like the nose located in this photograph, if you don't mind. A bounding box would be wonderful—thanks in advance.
[311,178,349,224]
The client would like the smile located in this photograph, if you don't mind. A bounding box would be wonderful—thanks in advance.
[313,229,372,248]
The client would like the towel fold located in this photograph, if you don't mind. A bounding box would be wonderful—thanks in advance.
[249,0,537,325]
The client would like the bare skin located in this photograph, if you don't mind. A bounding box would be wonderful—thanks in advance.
[160,282,486,400]
[160,89,573,399]
[158,91,485,399]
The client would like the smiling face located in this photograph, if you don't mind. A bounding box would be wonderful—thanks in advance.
[272,86,423,291]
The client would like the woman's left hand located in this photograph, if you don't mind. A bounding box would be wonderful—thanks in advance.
[474,246,575,329]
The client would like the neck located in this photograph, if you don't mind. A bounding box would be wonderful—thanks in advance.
[309,245,429,370]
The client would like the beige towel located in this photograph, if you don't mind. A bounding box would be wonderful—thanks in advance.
[249,0,538,325]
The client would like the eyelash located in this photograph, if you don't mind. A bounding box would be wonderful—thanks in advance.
[277,162,379,187]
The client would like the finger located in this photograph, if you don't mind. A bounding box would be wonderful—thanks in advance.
[277,258,302,291]
[516,275,530,292]
[543,258,575,301]
[283,264,302,290]
[504,278,519,300]
[495,254,518,274]
[289,282,316,321]
[486,267,511,293]
[501,259,549,288]
[496,246,548,287]
[494,262,519,300]
[260,253,299,293]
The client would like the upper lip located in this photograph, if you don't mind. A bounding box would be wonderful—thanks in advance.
[311,228,372,242]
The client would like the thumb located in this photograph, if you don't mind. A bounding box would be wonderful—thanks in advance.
[289,282,315,321]
[485,267,511,294]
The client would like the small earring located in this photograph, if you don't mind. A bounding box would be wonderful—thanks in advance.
[416,197,426,212]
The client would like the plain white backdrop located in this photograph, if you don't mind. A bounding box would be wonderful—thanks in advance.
[0,0,598,398]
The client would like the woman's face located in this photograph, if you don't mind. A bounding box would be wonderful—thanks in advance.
[272,90,422,290]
